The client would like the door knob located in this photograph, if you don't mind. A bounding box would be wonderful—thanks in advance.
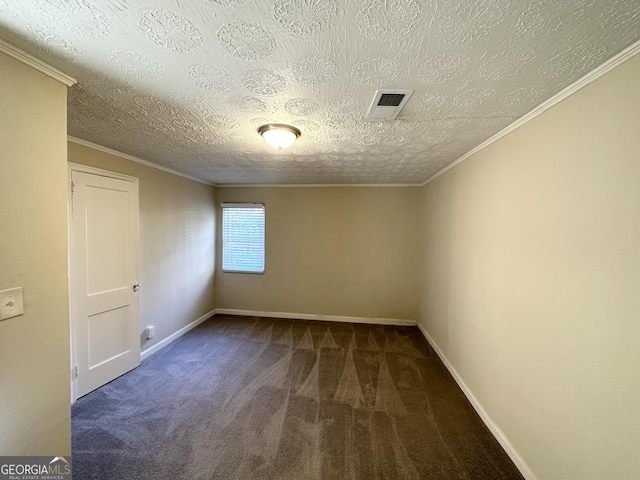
[133,282,141,292]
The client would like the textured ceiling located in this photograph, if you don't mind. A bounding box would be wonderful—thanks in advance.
[1,1,639,185]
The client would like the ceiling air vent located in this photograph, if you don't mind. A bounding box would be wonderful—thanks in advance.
[366,89,413,120]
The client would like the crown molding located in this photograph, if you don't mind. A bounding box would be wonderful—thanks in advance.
[216,183,421,188]
[0,42,408,188]
[68,137,420,188]
[0,38,76,86]
[421,38,640,187]
[67,136,215,186]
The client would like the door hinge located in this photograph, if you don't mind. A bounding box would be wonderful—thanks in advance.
[71,181,75,194]
[73,365,78,379]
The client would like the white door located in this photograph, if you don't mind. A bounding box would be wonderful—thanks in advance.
[70,167,140,399]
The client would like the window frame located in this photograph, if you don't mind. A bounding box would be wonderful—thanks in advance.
[220,202,265,275]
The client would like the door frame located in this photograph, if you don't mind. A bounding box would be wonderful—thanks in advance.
[68,163,140,404]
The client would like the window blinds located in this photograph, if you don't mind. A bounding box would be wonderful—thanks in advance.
[221,203,265,274]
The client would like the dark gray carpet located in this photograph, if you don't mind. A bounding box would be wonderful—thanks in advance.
[72,315,523,479]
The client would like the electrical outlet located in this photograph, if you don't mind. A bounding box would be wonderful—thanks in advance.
[0,287,24,321]
[145,326,155,340]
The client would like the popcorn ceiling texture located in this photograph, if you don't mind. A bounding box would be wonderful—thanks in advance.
[0,0,639,184]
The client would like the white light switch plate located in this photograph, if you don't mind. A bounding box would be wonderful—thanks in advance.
[0,287,24,321]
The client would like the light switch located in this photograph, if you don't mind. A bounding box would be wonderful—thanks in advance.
[0,287,24,321]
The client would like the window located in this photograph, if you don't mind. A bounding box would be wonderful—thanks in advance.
[221,203,265,274]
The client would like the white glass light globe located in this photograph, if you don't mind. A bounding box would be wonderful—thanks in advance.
[258,124,301,149]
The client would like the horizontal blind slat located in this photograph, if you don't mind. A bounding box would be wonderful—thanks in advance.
[222,206,265,273]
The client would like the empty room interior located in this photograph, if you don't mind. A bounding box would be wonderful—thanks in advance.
[1,1,639,479]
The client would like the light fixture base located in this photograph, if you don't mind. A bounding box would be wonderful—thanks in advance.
[258,123,301,149]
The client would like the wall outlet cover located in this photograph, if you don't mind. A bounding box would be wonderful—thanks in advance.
[0,287,24,321]
[145,326,155,340]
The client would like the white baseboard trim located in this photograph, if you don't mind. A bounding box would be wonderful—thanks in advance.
[214,308,417,326]
[416,323,537,480]
[141,308,416,362]
[140,309,216,361]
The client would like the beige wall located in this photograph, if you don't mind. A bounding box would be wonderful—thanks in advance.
[419,54,640,478]
[0,53,71,455]
[215,187,420,321]
[68,142,216,352]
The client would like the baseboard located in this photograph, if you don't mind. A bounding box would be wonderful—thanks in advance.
[214,308,417,326]
[140,309,216,361]
[141,308,416,362]
[416,323,537,480]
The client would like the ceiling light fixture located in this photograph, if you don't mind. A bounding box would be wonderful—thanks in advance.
[258,124,301,149]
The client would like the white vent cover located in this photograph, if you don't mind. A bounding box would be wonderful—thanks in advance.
[366,89,414,120]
